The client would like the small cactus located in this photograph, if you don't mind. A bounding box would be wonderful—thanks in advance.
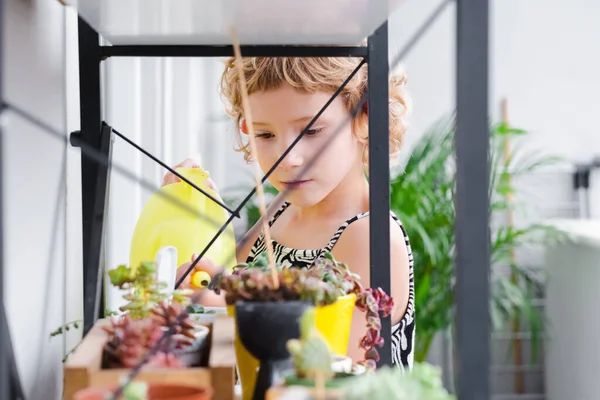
[286,308,334,381]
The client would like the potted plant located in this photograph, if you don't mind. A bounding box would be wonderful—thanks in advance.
[62,260,236,400]
[232,252,394,369]
[217,252,393,400]
[101,300,204,369]
[284,307,364,392]
[270,308,453,400]
[105,261,210,368]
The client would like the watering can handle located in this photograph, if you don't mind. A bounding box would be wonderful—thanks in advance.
[155,246,178,291]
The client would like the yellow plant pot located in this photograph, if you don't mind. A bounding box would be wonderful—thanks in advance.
[228,293,356,400]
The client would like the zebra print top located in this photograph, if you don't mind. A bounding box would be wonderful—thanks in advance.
[246,201,415,370]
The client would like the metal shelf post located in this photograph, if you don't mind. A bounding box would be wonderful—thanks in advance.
[455,0,491,398]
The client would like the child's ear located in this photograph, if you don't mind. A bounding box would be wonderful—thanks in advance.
[240,119,248,134]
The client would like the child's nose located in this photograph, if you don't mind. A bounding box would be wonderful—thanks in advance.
[279,143,304,169]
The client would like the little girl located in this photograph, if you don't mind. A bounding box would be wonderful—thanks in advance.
[165,56,415,369]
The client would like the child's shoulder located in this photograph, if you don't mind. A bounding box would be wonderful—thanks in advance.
[332,213,409,263]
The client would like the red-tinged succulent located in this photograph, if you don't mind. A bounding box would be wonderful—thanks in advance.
[218,265,341,306]
[102,301,198,369]
[150,300,196,348]
[355,287,394,369]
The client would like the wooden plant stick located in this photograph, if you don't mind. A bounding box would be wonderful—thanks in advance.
[230,28,279,289]
[315,370,325,400]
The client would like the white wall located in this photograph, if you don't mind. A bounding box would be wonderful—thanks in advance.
[2,1,81,399]
[389,0,600,163]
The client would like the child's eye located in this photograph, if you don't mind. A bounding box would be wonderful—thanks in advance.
[255,132,274,139]
[305,128,322,136]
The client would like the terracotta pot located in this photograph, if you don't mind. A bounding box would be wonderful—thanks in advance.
[73,382,212,400]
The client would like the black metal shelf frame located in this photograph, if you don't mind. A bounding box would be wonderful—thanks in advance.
[0,1,491,398]
[76,18,398,366]
[77,1,490,393]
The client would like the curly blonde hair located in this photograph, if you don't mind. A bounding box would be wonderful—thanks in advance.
[219,55,410,166]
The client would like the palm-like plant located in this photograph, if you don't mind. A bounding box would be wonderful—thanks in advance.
[391,114,565,362]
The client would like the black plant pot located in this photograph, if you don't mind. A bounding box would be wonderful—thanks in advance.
[235,300,311,400]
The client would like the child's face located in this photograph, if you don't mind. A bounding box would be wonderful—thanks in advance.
[247,84,365,207]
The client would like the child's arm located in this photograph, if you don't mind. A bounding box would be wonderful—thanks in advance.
[161,158,218,190]
[329,216,410,365]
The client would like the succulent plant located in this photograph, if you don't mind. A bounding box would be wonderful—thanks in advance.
[102,301,197,369]
[342,363,455,400]
[354,288,395,370]
[49,320,81,337]
[286,308,334,381]
[108,261,193,319]
[218,266,341,306]
[150,300,197,347]
[218,251,395,369]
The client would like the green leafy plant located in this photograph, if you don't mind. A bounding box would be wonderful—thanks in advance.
[49,320,81,337]
[49,319,84,362]
[390,115,565,361]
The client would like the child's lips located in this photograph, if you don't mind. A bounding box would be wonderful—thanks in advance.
[280,179,312,188]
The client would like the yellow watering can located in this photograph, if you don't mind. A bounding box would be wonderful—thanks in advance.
[129,167,238,281]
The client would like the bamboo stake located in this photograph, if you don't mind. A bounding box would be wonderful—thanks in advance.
[314,371,325,400]
[501,98,524,393]
[230,28,279,289]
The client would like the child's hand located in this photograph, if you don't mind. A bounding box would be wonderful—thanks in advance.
[176,253,224,290]
[162,158,218,192]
